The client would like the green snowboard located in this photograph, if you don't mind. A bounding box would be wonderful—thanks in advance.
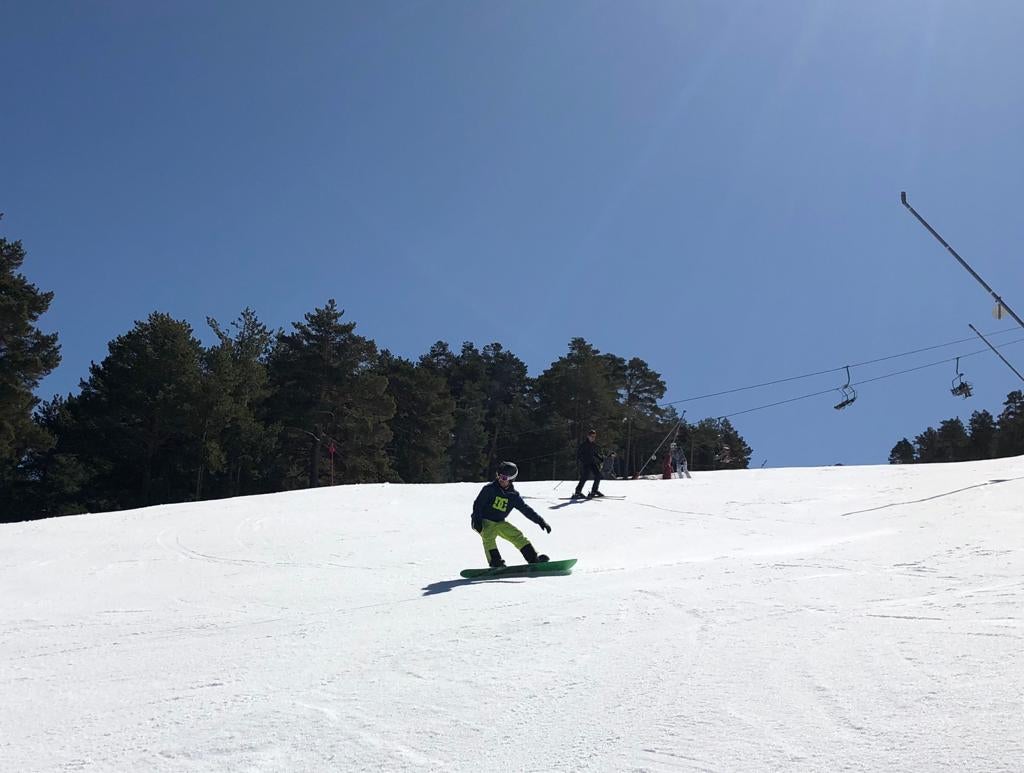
[460,558,577,579]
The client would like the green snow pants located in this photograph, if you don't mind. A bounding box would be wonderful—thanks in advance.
[479,519,529,560]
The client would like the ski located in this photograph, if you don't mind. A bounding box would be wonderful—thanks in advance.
[460,558,577,579]
[556,496,625,500]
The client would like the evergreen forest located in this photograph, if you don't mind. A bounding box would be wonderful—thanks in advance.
[888,394,1024,465]
[2,235,751,521]
[6,233,1024,522]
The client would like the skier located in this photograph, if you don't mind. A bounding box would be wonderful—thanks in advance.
[601,451,618,480]
[471,461,551,568]
[671,443,692,479]
[571,429,604,499]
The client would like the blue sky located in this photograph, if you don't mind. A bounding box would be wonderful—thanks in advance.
[4,1,1024,468]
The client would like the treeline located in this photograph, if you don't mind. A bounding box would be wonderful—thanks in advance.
[1,235,751,521]
[888,392,1024,464]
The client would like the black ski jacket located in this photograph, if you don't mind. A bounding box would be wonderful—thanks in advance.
[577,439,602,467]
[471,481,546,528]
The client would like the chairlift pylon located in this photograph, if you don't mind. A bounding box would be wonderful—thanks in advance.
[834,365,857,410]
[950,357,973,398]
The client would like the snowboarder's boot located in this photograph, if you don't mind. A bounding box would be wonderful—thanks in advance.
[487,549,505,568]
[520,543,549,564]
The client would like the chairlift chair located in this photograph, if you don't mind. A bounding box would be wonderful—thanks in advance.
[950,357,973,398]
[833,365,857,410]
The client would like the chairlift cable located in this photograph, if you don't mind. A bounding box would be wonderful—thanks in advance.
[494,335,1024,452]
[716,337,1024,421]
[663,327,1020,407]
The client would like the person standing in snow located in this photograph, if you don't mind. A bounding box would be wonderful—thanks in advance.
[671,443,692,479]
[572,429,604,499]
[471,461,551,568]
[601,451,618,480]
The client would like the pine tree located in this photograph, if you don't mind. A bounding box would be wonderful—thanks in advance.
[200,308,278,498]
[480,343,533,473]
[688,418,722,470]
[381,351,454,483]
[0,236,61,514]
[716,417,752,469]
[613,355,677,475]
[66,313,206,510]
[935,418,970,462]
[888,438,916,464]
[533,338,620,478]
[913,427,943,463]
[266,300,394,488]
[681,416,752,471]
[995,390,1024,457]
[16,396,91,517]
[966,409,998,461]
[420,341,489,481]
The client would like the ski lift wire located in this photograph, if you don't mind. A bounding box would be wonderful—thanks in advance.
[663,327,1021,407]
[495,335,1024,451]
[717,336,1024,421]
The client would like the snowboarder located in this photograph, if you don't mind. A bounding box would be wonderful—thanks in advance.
[471,461,551,568]
[572,429,604,499]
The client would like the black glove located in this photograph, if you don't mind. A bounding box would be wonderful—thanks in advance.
[538,518,552,533]
[471,515,482,533]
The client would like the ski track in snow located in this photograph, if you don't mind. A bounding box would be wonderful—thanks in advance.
[2,462,1023,771]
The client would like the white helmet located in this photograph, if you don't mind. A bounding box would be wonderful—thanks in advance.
[496,461,519,480]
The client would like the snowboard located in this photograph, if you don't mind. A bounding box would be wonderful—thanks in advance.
[460,558,577,579]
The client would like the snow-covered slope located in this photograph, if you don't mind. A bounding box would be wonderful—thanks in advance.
[3,460,1023,772]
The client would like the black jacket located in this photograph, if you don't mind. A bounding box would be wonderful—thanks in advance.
[471,481,545,528]
[577,439,602,467]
